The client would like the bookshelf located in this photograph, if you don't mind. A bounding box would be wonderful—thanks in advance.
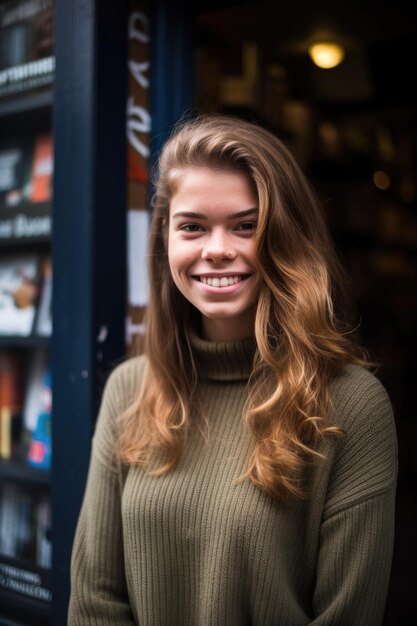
[0,0,129,622]
[0,1,53,623]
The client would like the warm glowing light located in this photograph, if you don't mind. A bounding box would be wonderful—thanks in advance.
[308,42,345,69]
[373,170,391,191]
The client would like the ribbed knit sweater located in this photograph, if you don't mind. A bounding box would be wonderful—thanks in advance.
[68,334,398,626]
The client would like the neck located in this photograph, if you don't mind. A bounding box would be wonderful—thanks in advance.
[201,314,255,343]
[189,330,256,381]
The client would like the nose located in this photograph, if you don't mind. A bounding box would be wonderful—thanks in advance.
[201,232,235,262]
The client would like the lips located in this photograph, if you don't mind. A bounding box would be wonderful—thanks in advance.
[199,275,248,288]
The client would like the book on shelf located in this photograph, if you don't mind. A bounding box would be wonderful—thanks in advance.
[0,252,40,336]
[35,253,51,337]
[0,482,37,562]
[0,557,52,601]
[30,133,53,203]
[0,482,52,574]
[0,482,19,557]
[0,135,33,207]
[27,366,51,470]
[15,487,36,561]
[0,133,53,243]
[21,347,50,465]
[0,350,23,460]
[0,0,55,98]
[35,491,51,568]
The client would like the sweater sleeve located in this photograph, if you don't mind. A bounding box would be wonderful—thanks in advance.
[311,366,398,625]
[67,357,145,626]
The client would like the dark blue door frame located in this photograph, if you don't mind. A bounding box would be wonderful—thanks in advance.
[52,0,127,623]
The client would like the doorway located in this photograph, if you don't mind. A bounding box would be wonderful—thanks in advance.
[193,1,416,622]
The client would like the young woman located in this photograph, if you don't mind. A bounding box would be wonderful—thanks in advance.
[68,114,398,625]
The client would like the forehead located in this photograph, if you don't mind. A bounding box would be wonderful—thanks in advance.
[169,166,257,209]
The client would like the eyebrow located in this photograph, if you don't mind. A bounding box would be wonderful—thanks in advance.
[172,208,259,220]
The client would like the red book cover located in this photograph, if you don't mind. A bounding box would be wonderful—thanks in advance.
[29,134,53,204]
[0,351,23,459]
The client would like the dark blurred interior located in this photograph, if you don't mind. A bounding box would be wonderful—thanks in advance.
[193,1,416,622]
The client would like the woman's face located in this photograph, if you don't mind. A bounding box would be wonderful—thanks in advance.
[167,166,259,342]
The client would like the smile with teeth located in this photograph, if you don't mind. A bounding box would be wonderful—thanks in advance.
[198,275,247,287]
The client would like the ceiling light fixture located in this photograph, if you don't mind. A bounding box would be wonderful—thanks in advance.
[308,41,345,69]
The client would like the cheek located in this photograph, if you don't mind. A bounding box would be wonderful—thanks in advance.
[245,239,257,266]
[167,245,188,286]
[167,255,179,285]
[168,238,195,272]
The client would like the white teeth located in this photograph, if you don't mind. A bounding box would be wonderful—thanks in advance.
[200,275,244,287]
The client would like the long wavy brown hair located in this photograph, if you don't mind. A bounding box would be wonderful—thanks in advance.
[117,113,370,499]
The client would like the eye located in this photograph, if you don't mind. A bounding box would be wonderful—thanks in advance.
[180,223,204,232]
[235,221,257,232]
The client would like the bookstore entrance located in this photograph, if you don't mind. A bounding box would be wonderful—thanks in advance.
[191,1,416,623]
[0,0,415,624]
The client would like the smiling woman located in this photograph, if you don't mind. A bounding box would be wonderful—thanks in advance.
[168,166,259,341]
[68,113,398,626]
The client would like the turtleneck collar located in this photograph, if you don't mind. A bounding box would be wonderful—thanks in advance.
[190,331,256,382]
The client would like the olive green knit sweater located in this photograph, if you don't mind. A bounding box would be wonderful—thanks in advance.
[68,334,398,625]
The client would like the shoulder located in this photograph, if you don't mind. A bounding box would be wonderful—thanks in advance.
[331,363,394,433]
[90,355,148,467]
[324,364,398,517]
[101,354,148,414]
[104,354,147,396]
